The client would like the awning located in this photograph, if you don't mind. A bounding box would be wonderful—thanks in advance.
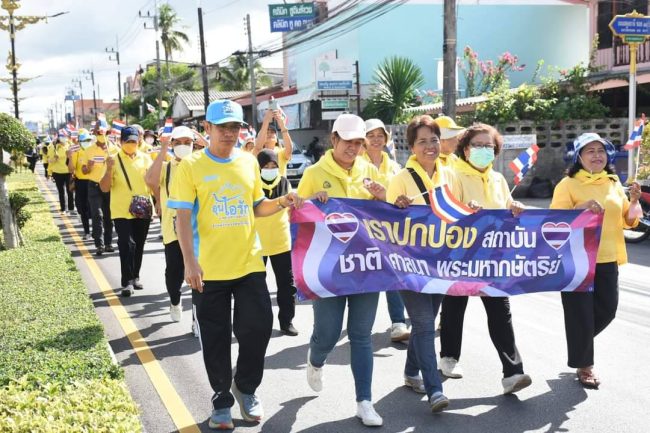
[590,73,650,91]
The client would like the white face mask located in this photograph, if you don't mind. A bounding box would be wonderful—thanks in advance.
[145,137,155,145]
[261,168,279,182]
[173,144,192,159]
[80,140,92,150]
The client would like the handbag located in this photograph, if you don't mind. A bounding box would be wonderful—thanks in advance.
[117,154,153,219]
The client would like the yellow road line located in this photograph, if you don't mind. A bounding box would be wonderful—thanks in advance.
[37,177,200,433]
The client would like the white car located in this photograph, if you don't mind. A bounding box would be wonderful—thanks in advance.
[286,148,313,186]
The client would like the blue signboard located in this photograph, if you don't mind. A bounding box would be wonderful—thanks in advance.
[317,80,354,91]
[269,3,315,33]
[610,15,650,36]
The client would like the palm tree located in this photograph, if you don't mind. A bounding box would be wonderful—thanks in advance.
[363,56,425,124]
[217,54,271,91]
[158,4,190,69]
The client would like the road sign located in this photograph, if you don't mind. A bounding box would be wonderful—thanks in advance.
[321,99,349,110]
[322,110,344,120]
[269,3,315,33]
[625,35,647,43]
[609,14,650,37]
[315,58,354,90]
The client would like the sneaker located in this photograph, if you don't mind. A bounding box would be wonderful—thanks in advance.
[68,210,77,216]
[439,357,463,379]
[133,278,143,290]
[170,304,182,322]
[502,373,532,394]
[280,323,299,336]
[82,233,91,241]
[429,392,449,413]
[104,245,115,253]
[390,322,410,342]
[404,374,426,394]
[355,400,383,427]
[191,321,200,338]
[208,408,234,430]
[121,283,134,298]
[306,349,323,392]
[231,381,263,422]
[95,246,104,256]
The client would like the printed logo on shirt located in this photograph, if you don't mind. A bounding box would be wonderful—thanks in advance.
[323,181,331,189]
[203,174,219,182]
[210,183,250,227]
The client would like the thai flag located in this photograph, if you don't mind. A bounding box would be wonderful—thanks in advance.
[238,127,256,146]
[112,119,125,135]
[624,114,645,150]
[96,113,109,130]
[429,185,474,224]
[162,118,173,137]
[146,102,156,113]
[65,123,78,138]
[68,143,80,152]
[58,128,68,138]
[509,144,540,185]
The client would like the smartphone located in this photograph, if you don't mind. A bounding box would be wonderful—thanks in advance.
[269,99,279,110]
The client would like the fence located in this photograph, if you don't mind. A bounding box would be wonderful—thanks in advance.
[389,118,629,194]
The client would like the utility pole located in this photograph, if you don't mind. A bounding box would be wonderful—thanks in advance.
[197,3,210,113]
[354,60,361,114]
[82,68,97,115]
[106,35,122,117]
[140,1,164,126]
[246,14,257,130]
[72,77,84,127]
[443,0,457,119]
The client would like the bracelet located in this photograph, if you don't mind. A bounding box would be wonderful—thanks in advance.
[281,129,289,133]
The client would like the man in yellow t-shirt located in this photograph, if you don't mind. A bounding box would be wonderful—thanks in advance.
[168,99,302,428]
[81,124,118,255]
[67,129,93,239]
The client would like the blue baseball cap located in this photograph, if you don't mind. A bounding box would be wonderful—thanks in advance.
[121,126,140,142]
[206,99,246,125]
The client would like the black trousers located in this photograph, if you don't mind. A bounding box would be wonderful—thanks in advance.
[52,172,74,212]
[74,179,91,235]
[43,163,49,178]
[561,262,619,368]
[263,251,297,327]
[195,272,272,410]
[440,296,524,378]
[88,182,113,248]
[113,218,150,287]
[164,240,185,306]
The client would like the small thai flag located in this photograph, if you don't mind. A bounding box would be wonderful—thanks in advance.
[58,128,68,138]
[624,114,645,150]
[162,118,173,137]
[92,156,105,163]
[112,119,125,135]
[509,144,540,185]
[238,127,256,146]
[69,144,80,152]
[429,185,474,224]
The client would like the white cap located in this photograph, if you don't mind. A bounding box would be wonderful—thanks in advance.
[333,113,366,140]
[364,118,390,138]
[171,126,194,140]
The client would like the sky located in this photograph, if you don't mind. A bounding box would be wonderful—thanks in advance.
[0,0,285,123]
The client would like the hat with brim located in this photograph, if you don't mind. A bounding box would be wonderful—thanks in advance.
[121,126,140,142]
[206,99,247,125]
[440,127,466,140]
[333,113,366,141]
[171,126,194,140]
[364,118,391,141]
[573,132,615,164]
[435,115,465,140]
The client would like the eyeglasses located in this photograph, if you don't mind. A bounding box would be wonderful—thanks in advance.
[469,142,495,149]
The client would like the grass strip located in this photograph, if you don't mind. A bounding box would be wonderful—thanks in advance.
[0,172,140,432]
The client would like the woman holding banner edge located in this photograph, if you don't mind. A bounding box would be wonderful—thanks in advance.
[297,113,387,427]
[551,132,641,388]
[387,115,462,413]
[438,123,532,395]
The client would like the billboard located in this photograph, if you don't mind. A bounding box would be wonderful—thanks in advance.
[269,3,315,33]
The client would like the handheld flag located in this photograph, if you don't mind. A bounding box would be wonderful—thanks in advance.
[238,127,256,147]
[162,118,173,137]
[58,128,68,138]
[112,119,125,135]
[429,185,474,224]
[509,144,540,185]
[68,143,80,152]
[624,114,645,150]
[146,102,156,113]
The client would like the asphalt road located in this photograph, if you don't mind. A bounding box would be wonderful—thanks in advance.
[38,176,650,433]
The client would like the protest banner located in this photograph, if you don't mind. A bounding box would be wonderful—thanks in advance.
[290,198,603,300]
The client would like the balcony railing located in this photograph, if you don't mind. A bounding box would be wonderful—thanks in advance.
[613,38,650,66]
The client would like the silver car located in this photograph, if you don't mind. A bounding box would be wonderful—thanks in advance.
[286,148,313,187]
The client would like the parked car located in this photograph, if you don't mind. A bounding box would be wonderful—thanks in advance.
[286,147,313,186]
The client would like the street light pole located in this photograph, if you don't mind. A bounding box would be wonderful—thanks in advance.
[197,3,210,113]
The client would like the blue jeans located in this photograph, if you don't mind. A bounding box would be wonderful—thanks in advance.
[309,293,379,402]
[401,290,444,398]
[386,290,406,323]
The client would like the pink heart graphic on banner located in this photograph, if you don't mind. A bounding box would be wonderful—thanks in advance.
[541,222,572,250]
[325,212,359,243]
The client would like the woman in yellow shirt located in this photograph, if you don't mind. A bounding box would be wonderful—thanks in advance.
[363,118,409,342]
[387,115,461,413]
[551,132,641,388]
[439,123,532,395]
[100,126,153,297]
[48,135,74,214]
[297,113,387,427]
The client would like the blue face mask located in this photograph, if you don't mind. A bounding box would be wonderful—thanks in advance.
[468,147,495,169]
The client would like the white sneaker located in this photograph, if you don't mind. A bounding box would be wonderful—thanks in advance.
[390,322,410,342]
[355,400,383,427]
[439,357,463,378]
[191,321,199,338]
[404,374,426,394]
[306,349,323,392]
[502,373,532,394]
[170,304,182,322]
[121,283,134,298]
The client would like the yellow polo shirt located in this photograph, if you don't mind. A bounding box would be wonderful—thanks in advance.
[47,143,69,174]
[167,148,266,281]
[159,159,179,245]
[110,150,153,220]
[438,152,459,168]
[551,171,634,264]
[454,159,513,209]
[70,148,90,180]
[297,150,380,200]
[387,156,461,205]
[361,151,401,188]
[80,143,119,183]
[274,146,289,176]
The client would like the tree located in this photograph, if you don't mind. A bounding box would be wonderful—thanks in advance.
[139,63,199,120]
[216,54,272,91]
[158,4,190,72]
[363,56,425,124]
[0,113,34,249]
